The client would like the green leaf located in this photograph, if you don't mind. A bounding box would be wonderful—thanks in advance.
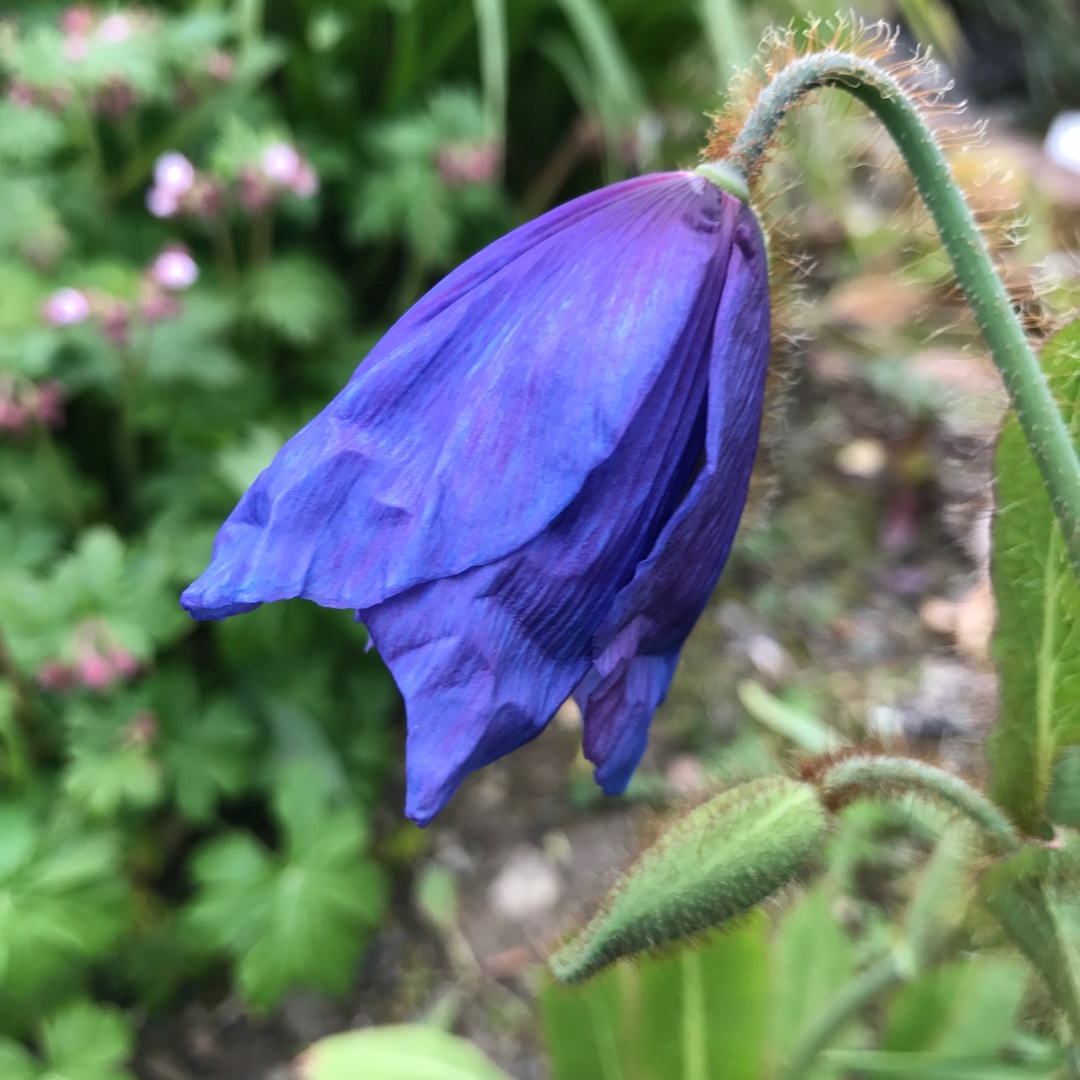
[550,777,827,983]
[40,1001,134,1080]
[541,915,769,1080]
[0,805,128,1002]
[0,101,66,164]
[883,955,1029,1058]
[185,762,387,1009]
[297,1025,512,1080]
[144,295,242,389]
[988,318,1080,832]
[163,700,256,823]
[63,702,163,818]
[769,885,857,1071]
[0,1040,38,1080]
[248,257,345,345]
[1046,746,1080,827]
[981,849,1080,1037]
[738,679,847,754]
[554,0,646,165]
[822,1049,1061,1078]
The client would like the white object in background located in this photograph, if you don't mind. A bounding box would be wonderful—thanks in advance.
[1045,111,1080,173]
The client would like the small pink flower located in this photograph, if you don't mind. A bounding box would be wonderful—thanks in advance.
[206,50,234,81]
[32,381,66,429]
[149,246,198,291]
[108,647,140,679]
[153,152,195,197]
[8,81,37,109]
[292,161,319,198]
[37,660,75,692]
[0,398,27,434]
[146,185,179,218]
[97,13,132,43]
[260,142,302,187]
[436,141,500,187]
[77,650,114,691]
[140,289,181,323]
[61,6,95,35]
[43,288,90,326]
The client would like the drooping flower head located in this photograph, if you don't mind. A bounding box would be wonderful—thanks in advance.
[182,170,771,824]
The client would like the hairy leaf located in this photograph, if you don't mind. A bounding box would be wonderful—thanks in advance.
[542,914,768,1080]
[988,319,1080,832]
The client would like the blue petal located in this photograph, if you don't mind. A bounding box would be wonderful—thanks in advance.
[360,562,590,826]
[361,223,741,822]
[182,173,739,620]
[578,203,771,789]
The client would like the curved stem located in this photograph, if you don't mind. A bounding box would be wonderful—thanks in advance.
[721,49,1080,578]
[819,754,1022,853]
[778,952,906,1080]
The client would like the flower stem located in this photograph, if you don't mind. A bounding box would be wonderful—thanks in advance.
[721,48,1080,577]
[819,754,1021,853]
[778,952,907,1080]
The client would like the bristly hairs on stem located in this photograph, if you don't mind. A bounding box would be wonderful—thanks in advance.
[702,16,1080,576]
[707,16,1056,337]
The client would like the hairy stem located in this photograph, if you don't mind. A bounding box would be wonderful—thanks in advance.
[721,48,1080,577]
[820,754,1022,853]
[779,952,906,1080]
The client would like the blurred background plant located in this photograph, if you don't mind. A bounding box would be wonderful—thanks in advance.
[2,1,1080,1078]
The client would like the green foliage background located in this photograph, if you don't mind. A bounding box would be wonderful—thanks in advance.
[0,0,813,1057]
[5,0,1080,1077]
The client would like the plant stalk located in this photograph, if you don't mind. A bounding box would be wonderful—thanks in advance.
[819,754,1022,853]
[778,952,906,1080]
[720,48,1080,578]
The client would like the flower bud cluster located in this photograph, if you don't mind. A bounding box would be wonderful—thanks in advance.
[42,244,199,347]
[435,141,501,187]
[36,618,140,693]
[146,144,319,220]
[0,379,66,435]
[5,7,235,119]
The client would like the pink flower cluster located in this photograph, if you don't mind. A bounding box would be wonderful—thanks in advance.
[435,141,501,187]
[146,144,319,220]
[43,244,198,347]
[0,379,66,435]
[37,618,140,693]
[6,8,234,119]
[146,152,223,220]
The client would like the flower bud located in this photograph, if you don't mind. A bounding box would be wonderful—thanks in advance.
[261,142,302,187]
[97,13,132,43]
[292,161,319,197]
[146,185,179,218]
[77,650,115,691]
[43,287,90,326]
[149,246,198,291]
[153,152,196,197]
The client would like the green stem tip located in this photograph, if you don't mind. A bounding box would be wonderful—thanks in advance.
[717,46,1080,579]
[819,753,1021,853]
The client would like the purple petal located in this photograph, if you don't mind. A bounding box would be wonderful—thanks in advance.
[361,562,590,825]
[182,173,739,620]
[578,203,771,788]
[362,205,743,820]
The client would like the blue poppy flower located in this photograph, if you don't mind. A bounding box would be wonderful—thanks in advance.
[182,169,770,824]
